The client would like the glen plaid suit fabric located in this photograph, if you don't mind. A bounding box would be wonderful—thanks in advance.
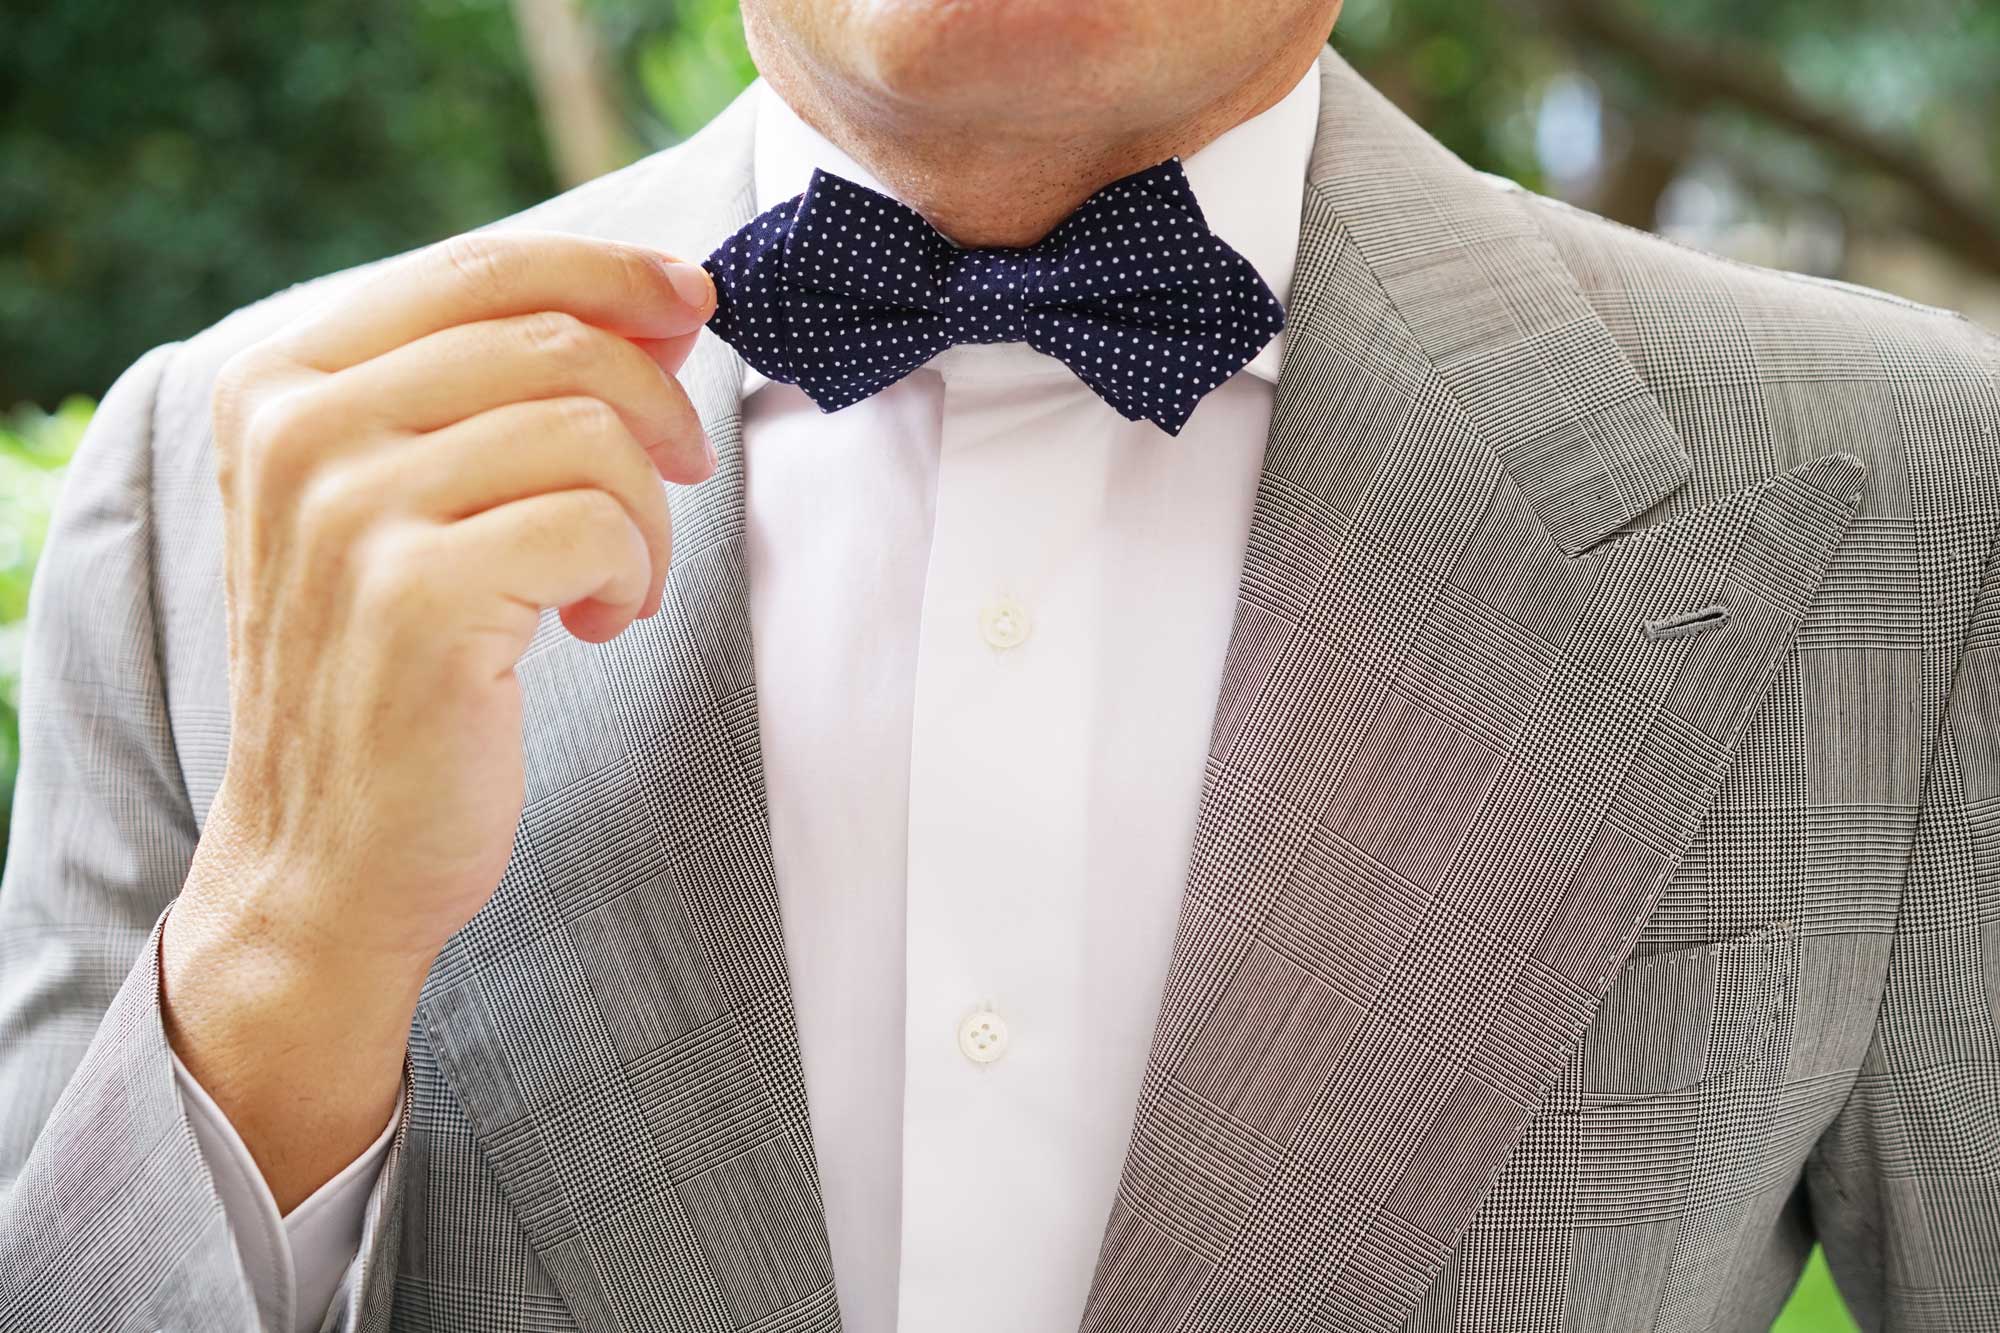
[3,45,1998,1333]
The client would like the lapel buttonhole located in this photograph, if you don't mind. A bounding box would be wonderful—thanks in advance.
[1643,602,1731,641]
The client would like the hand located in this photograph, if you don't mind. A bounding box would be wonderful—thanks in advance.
[160,231,716,1210]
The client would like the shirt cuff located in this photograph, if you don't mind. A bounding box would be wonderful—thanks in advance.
[172,1046,404,1333]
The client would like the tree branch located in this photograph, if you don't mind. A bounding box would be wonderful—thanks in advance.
[1539,0,2000,276]
[1593,107,1692,230]
[510,0,637,188]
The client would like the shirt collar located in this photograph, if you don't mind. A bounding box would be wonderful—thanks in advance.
[741,62,1321,394]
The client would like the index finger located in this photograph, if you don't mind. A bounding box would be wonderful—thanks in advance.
[272,230,717,373]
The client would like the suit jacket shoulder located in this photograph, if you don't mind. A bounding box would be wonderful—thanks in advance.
[1514,177,2000,532]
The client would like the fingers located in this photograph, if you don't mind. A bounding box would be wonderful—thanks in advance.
[365,396,677,619]
[412,487,655,661]
[273,231,717,373]
[630,329,706,379]
[212,230,722,664]
[325,311,713,483]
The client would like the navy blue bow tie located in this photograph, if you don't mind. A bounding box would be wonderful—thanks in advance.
[699,158,1285,435]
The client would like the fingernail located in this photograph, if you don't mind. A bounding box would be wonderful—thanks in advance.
[663,261,714,312]
[700,429,718,474]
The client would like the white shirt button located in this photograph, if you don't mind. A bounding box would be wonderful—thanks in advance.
[978,595,1032,650]
[957,1008,1010,1064]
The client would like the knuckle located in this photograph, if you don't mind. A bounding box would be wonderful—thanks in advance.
[569,486,629,534]
[211,346,284,448]
[565,490,642,569]
[239,391,321,495]
[242,393,298,453]
[212,439,239,503]
[553,395,623,440]
[296,463,376,540]
[518,309,593,363]
[354,526,435,618]
[211,348,261,421]
[437,234,515,301]
[613,244,673,306]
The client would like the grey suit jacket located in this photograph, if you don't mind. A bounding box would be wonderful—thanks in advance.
[4,46,1999,1333]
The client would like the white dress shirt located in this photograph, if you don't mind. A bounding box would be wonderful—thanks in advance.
[173,63,1320,1333]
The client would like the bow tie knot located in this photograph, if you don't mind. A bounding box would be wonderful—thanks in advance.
[940,253,1037,343]
[702,158,1285,434]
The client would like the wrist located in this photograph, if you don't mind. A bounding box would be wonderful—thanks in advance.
[182,785,445,977]
[162,846,426,1212]
[161,889,429,1055]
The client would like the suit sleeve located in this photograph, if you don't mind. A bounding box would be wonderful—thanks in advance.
[1806,483,2000,1326]
[175,1044,404,1333]
[0,342,406,1331]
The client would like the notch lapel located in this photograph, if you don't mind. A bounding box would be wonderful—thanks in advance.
[413,89,842,1332]
[1081,49,1864,1333]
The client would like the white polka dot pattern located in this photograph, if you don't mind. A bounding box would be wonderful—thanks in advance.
[700,158,1287,436]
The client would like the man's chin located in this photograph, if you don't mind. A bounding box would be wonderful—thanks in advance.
[762,0,1136,117]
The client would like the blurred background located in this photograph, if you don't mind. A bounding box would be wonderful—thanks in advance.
[5,3,1997,1325]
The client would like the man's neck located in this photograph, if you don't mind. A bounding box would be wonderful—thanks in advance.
[747,33,1332,249]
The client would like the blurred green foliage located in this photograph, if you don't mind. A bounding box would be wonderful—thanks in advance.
[592,0,760,142]
[1330,0,2000,206]
[0,398,89,852]
[7,3,1992,1327]
[0,0,561,412]
[1773,1250,1859,1333]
